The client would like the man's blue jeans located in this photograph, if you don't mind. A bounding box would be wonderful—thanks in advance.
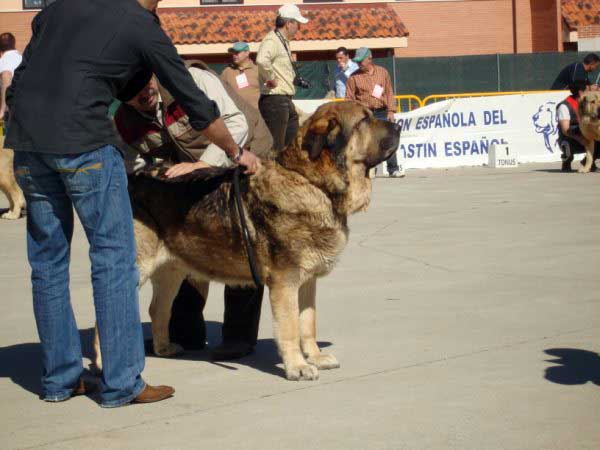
[13,145,145,407]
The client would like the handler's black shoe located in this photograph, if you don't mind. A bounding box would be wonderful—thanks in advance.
[211,341,254,361]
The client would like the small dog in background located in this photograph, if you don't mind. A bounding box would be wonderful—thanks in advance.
[0,135,26,220]
[578,91,600,173]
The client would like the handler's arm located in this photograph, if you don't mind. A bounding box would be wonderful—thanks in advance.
[559,119,589,147]
[136,22,259,173]
[256,38,277,86]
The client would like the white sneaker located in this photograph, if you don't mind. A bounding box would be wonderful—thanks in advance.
[389,166,406,178]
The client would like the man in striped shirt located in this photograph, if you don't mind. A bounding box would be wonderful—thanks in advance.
[345,48,404,177]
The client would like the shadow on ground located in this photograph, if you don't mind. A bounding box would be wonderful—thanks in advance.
[544,348,600,386]
[0,321,333,396]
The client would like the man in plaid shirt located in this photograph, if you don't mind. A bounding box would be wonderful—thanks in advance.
[346,48,404,178]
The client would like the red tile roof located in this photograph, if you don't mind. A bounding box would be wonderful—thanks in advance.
[158,3,408,46]
[562,0,600,29]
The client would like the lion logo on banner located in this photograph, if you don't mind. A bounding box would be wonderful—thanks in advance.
[532,102,559,153]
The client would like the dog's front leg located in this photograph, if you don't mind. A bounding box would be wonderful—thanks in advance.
[579,141,595,173]
[299,278,340,371]
[149,266,185,357]
[270,280,319,381]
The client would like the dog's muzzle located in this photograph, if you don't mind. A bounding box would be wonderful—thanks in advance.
[379,121,401,158]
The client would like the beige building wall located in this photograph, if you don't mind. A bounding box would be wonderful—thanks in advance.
[0,0,25,12]
[0,11,36,53]
[391,0,514,57]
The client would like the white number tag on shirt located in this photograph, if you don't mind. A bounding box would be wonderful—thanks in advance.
[236,73,249,89]
[371,84,384,99]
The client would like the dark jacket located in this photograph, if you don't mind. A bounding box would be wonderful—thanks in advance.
[556,95,580,142]
[551,63,589,90]
[5,0,219,154]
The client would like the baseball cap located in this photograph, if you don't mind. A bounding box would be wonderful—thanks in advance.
[353,47,372,63]
[228,42,250,53]
[278,4,309,24]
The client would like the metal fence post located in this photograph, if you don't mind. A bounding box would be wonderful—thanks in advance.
[496,53,501,92]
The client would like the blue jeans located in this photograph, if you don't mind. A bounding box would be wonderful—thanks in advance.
[372,108,399,173]
[13,145,145,407]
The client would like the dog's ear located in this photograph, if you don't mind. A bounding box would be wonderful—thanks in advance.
[303,114,343,161]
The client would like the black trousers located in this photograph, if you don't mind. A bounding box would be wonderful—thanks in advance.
[259,94,299,152]
[169,279,264,350]
[559,138,600,162]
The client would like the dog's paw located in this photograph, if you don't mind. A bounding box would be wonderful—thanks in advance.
[285,363,319,381]
[1,210,21,220]
[153,341,184,358]
[307,353,340,370]
[578,167,591,173]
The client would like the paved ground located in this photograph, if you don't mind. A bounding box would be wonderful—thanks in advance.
[0,163,599,450]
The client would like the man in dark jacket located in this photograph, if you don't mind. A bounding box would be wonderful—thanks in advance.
[6,0,259,408]
[551,53,600,90]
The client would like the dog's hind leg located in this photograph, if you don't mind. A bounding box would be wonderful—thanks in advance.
[149,265,186,357]
[92,322,102,372]
[579,141,595,173]
[299,277,340,371]
[269,278,319,381]
[0,149,25,220]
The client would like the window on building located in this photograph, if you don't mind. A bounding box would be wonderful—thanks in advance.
[200,0,243,5]
[23,0,55,9]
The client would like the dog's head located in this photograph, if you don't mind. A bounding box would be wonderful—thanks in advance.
[580,91,600,123]
[278,101,400,215]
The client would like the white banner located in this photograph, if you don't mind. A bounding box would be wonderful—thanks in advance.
[295,92,567,169]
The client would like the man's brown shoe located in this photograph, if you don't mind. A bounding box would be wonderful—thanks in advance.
[131,384,175,404]
[72,378,92,397]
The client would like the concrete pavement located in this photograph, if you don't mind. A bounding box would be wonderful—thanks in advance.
[1,163,598,450]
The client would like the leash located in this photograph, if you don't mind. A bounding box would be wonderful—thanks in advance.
[232,166,262,288]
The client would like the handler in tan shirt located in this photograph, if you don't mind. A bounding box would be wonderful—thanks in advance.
[220,42,261,108]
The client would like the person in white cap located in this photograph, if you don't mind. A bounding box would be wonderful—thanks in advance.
[256,4,309,152]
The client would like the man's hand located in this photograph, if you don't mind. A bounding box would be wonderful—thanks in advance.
[265,79,278,89]
[238,150,261,175]
[387,111,396,121]
[165,161,210,178]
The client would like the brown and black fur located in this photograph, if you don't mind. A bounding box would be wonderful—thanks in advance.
[578,92,600,173]
[94,101,400,380]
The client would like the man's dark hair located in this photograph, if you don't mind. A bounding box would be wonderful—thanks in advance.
[569,79,588,96]
[275,15,292,29]
[583,53,600,65]
[0,33,16,53]
[335,47,349,56]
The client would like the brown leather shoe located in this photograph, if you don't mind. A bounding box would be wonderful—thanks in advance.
[72,378,92,397]
[131,384,175,404]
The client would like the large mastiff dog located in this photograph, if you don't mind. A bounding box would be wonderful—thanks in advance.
[578,91,600,173]
[95,101,400,380]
